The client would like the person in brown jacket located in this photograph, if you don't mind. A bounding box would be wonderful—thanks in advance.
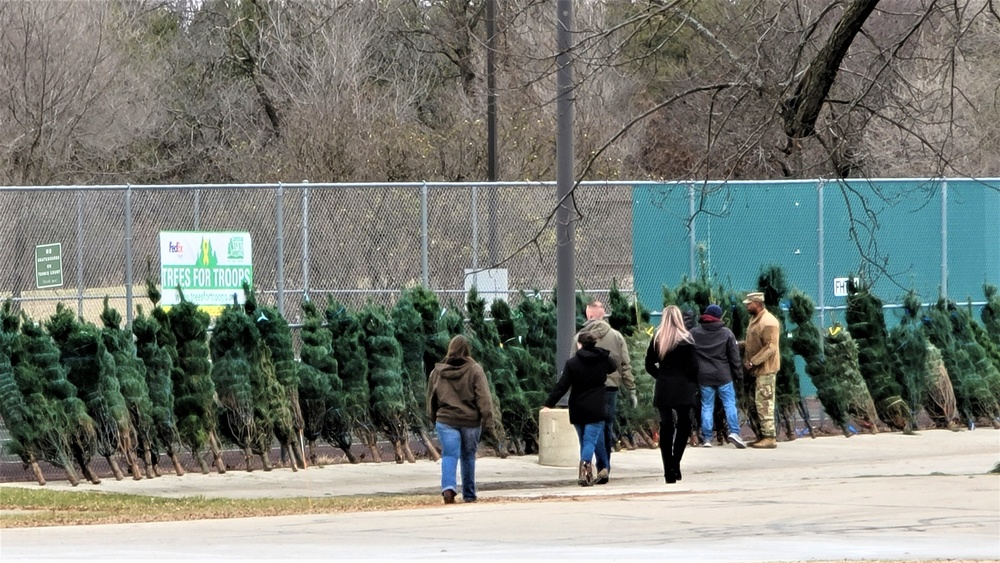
[427,335,496,503]
[742,292,780,449]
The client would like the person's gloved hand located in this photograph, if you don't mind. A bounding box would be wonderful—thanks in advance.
[629,390,638,409]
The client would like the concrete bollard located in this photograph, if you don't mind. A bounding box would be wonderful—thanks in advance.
[537,408,578,467]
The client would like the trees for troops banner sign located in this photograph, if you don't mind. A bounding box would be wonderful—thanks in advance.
[159,231,253,310]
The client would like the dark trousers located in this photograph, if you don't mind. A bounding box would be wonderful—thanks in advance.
[658,406,694,477]
[597,388,618,472]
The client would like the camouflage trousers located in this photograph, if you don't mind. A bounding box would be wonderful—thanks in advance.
[754,373,776,438]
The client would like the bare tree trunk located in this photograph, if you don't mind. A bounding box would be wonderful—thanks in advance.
[208,432,227,473]
[417,427,440,461]
[106,456,125,481]
[28,454,46,486]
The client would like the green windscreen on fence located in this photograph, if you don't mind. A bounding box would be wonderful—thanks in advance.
[633,178,1000,395]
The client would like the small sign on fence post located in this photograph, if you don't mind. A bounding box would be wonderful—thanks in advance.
[35,243,63,289]
[833,277,859,297]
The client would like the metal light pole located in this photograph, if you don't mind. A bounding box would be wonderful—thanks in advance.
[555,0,575,372]
[486,0,499,265]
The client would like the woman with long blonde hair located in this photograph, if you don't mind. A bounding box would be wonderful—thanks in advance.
[644,305,700,483]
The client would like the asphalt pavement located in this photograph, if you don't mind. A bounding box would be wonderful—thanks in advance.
[1,428,998,561]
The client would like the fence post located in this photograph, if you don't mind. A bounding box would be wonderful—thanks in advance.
[688,183,696,278]
[276,183,284,316]
[421,182,429,287]
[471,184,479,270]
[125,185,134,326]
[941,180,948,298]
[817,179,825,330]
[302,183,310,300]
[77,190,84,319]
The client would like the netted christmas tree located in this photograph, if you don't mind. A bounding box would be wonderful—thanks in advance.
[923,297,1000,429]
[607,278,650,337]
[243,284,305,469]
[100,298,157,478]
[887,291,956,429]
[515,290,558,390]
[326,298,380,462]
[968,296,1000,384]
[392,288,441,460]
[618,319,658,449]
[358,304,414,463]
[18,310,99,484]
[758,265,814,439]
[132,304,185,476]
[46,303,139,480]
[845,277,910,432]
[824,324,881,432]
[298,299,352,464]
[167,289,226,473]
[983,284,1000,335]
[466,287,532,455]
[789,291,851,436]
[0,303,84,485]
[211,298,273,471]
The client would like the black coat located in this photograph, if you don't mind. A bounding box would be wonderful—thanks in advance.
[645,340,699,408]
[545,345,617,425]
[689,320,743,387]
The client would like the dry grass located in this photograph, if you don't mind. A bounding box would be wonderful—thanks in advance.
[0,487,439,528]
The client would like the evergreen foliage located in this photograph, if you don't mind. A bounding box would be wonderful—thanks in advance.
[845,278,910,431]
[18,310,97,483]
[608,278,650,336]
[789,291,851,434]
[983,284,1000,335]
[923,343,958,427]
[46,303,136,479]
[100,298,157,477]
[358,304,413,463]
[515,290,557,387]
[298,299,351,462]
[166,289,224,473]
[824,325,881,432]
[466,287,531,454]
[923,298,1000,427]
[887,291,939,428]
[132,305,185,474]
[325,298,377,460]
[392,288,443,459]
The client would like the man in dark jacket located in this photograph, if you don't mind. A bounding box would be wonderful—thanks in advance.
[690,304,746,449]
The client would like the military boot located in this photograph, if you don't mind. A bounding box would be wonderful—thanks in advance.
[750,437,777,449]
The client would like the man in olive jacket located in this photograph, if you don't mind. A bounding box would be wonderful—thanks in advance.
[742,292,780,449]
[575,298,635,483]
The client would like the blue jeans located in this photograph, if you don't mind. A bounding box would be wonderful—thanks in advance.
[700,382,741,442]
[574,421,608,468]
[598,389,617,472]
[436,422,481,501]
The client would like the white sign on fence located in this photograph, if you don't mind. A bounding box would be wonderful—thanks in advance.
[833,277,859,297]
[159,231,253,308]
[464,268,509,304]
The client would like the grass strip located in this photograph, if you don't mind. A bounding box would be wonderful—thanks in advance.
[0,487,439,528]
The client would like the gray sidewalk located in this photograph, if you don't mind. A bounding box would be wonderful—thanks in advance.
[2,428,999,561]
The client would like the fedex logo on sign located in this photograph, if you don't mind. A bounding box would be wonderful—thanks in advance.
[168,242,184,253]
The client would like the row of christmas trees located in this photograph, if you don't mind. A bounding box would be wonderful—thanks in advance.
[2,265,999,486]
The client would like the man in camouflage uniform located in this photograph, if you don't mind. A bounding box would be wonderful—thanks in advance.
[742,292,780,449]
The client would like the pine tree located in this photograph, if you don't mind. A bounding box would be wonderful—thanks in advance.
[298,299,352,463]
[824,325,881,432]
[924,297,1000,428]
[983,284,1000,335]
[18,310,98,484]
[758,265,814,439]
[132,304,185,475]
[167,290,226,473]
[923,343,958,427]
[789,291,851,435]
[100,298,157,478]
[244,285,305,469]
[887,291,952,429]
[326,299,380,462]
[516,290,557,391]
[608,278,649,336]
[392,288,441,460]
[845,278,911,432]
[466,287,532,455]
[358,304,414,463]
[46,303,136,480]
[211,298,271,470]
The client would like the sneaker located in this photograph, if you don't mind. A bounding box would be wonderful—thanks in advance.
[750,437,777,449]
[578,461,595,486]
[595,469,610,485]
[700,441,712,448]
[727,433,747,449]
[442,489,457,504]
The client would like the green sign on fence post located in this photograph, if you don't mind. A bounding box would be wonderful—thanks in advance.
[35,243,63,289]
